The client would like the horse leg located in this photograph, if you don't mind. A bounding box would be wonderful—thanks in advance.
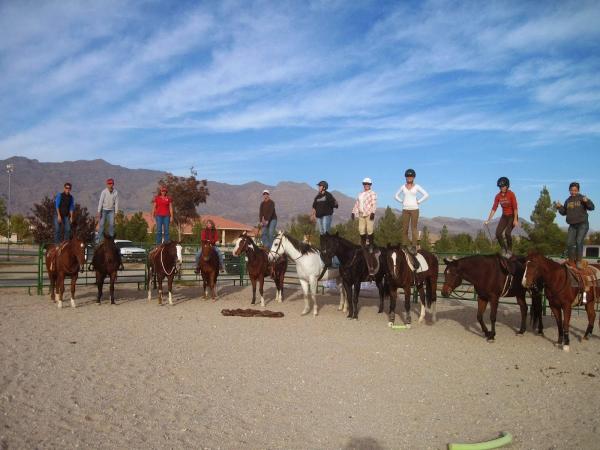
[476,297,490,339]
[147,266,153,301]
[259,274,265,307]
[49,274,56,303]
[250,276,257,305]
[310,276,318,316]
[157,275,163,305]
[403,287,412,325]
[427,275,437,322]
[203,276,208,300]
[57,274,65,308]
[300,279,310,316]
[167,275,174,305]
[343,280,353,318]
[583,298,596,340]
[562,305,572,352]
[377,278,385,314]
[488,297,499,341]
[418,285,427,324]
[352,281,361,320]
[338,279,347,312]
[388,286,397,325]
[549,304,563,348]
[96,273,103,304]
[69,275,77,308]
[110,272,116,305]
[516,293,527,335]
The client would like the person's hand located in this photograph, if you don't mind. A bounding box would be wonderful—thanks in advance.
[483,220,489,225]
[310,214,316,223]
[583,196,589,203]
[57,216,62,224]
[351,213,355,220]
[369,213,375,220]
[554,201,562,208]
[513,219,519,228]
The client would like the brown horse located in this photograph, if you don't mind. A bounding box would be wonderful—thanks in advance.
[147,241,182,305]
[90,233,119,305]
[197,240,219,300]
[232,231,288,306]
[442,255,543,341]
[45,236,86,308]
[522,250,599,351]
[385,245,439,326]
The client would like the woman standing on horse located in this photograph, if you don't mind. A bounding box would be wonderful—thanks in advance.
[311,180,338,235]
[153,186,173,244]
[195,219,225,273]
[394,168,429,252]
[485,177,518,257]
[555,182,595,268]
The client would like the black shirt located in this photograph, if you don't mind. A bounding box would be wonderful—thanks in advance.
[312,191,338,218]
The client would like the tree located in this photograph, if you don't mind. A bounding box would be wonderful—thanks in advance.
[517,186,566,255]
[72,204,96,243]
[434,225,454,253]
[114,211,127,239]
[159,173,209,239]
[124,212,149,243]
[452,233,473,253]
[374,207,402,246]
[587,232,600,245]
[28,196,96,244]
[420,226,431,251]
[9,214,31,241]
[286,214,318,244]
[473,230,494,254]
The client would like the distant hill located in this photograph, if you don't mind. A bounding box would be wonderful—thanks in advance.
[0,156,526,236]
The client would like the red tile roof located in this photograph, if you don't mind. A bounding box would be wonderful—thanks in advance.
[134,212,257,236]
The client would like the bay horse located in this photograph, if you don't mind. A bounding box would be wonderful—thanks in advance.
[197,240,219,300]
[89,233,120,305]
[232,231,287,306]
[319,232,387,320]
[45,235,86,308]
[385,245,438,326]
[442,254,543,341]
[522,250,599,352]
[147,241,182,305]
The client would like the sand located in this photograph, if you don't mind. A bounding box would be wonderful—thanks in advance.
[1,284,599,449]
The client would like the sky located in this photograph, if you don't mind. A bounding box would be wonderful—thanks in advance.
[0,0,599,228]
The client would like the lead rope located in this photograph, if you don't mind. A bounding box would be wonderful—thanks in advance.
[500,273,512,298]
[160,247,177,276]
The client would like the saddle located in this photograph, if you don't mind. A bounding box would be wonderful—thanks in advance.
[401,249,429,273]
[564,261,600,306]
[46,241,70,272]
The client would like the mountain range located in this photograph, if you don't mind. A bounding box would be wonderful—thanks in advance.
[0,156,525,237]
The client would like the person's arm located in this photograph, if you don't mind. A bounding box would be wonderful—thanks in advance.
[55,194,62,223]
[330,193,338,209]
[351,197,359,219]
[169,200,174,220]
[512,192,519,227]
[583,196,595,211]
[485,196,499,224]
[114,190,119,214]
[417,185,429,204]
[555,199,566,216]
[151,197,157,217]
[394,186,404,204]
[369,191,377,219]
[69,196,75,222]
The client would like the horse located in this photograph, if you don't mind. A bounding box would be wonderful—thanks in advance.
[89,233,120,305]
[385,245,439,326]
[147,241,182,305]
[197,239,219,301]
[442,254,543,341]
[232,232,288,306]
[522,250,599,352]
[45,235,86,308]
[319,232,387,320]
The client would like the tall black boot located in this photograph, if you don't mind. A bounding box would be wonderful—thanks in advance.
[360,234,367,246]
[367,234,375,252]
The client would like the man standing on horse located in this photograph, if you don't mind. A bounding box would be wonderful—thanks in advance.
[352,178,378,275]
[259,190,277,249]
[54,182,75,243]
[484,177,518,257]
[311,180,338,235]
[555,182,595,268]
[194,219,226,273]
[96,178,119,243]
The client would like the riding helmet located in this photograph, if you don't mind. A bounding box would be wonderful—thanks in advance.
[362,177,373,185]
[405,168,416,177]
[497,177,510,188]
[317,180,329,190]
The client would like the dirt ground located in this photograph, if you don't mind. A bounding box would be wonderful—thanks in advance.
[0,283,599,449]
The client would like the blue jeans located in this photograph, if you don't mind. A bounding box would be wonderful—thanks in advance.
[156,215,170,244]
[262,219,277,249]
[54,216,71,243]
[567,221,589,260]
[97,209,115,243]
[316,215,332,235]
[195,247,224,268]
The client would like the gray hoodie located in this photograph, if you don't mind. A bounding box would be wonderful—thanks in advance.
[557,194,594,225]
[98,188,119,213]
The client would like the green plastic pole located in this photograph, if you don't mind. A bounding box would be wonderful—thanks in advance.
[239,254,245,286]
[37,243,44,295]
[448,431,513,450]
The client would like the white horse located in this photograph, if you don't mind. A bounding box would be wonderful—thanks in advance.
[269,231,346,316]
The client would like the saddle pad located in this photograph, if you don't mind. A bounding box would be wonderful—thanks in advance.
[402,250,429,273]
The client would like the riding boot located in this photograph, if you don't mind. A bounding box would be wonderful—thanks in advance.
[367,234,375,253]
[360,234,367,247]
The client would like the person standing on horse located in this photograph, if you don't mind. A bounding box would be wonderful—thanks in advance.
[54,182,75,243]
[484,177,518,257]
[352,178,379,275]
[395,168,429,253]
[259,190,277,249]
[96,178,119,244]
[555,182,595,268]
[153,186,173,244]
[194,219,225,273]
[311,180,338,235]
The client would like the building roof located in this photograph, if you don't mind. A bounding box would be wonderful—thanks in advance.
[135,212,257,235]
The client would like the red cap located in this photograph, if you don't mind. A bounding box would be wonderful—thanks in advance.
[160,186,168,192]
[106,178,114,185]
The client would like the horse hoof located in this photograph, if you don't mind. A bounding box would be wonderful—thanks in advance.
[516,331,524,336]
[111,301,116,305]
[486,338,495,343]
[378,309,383,314]
[583,335,589,341]
[388,322,394,327]
[563,345,570,352]
[57,301,63,309]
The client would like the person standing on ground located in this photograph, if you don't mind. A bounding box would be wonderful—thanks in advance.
[54,182,75,243]
[259,190,277,249]
[555,182,595,268]
[311,180,338,235]
[395,169,429,252]
[484,177,518,257]
[152,186,173,245]
[96,178,119,243]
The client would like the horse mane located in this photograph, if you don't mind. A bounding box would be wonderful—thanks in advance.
[283,233,318,255]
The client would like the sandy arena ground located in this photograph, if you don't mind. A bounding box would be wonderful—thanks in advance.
[1,283,599,449]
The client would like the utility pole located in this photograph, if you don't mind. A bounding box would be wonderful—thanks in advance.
[5,163,14,261]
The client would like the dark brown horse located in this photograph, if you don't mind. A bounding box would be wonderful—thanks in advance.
[147,241,182,305]
[442,254,543,341]
[89,233,119,305]
[232,231,287,306]
[197,240,219,300]
[45,236,86,308]
[522,251,599,351]
[385,245,439,326]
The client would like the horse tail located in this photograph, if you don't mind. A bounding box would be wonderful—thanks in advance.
[426,254,438,308]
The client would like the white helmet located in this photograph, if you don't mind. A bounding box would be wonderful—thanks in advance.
[362,177,373,185]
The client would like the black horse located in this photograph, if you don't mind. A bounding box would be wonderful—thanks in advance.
[89,233,121,305]
[320,232,387,320]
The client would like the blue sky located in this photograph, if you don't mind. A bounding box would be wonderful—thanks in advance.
[1,0,599,228]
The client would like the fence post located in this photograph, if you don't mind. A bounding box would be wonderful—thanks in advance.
[239,255,245,286]
[37,243,44,295]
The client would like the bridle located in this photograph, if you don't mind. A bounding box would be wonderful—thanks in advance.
[269,234,305,262]
[159,244,178,276]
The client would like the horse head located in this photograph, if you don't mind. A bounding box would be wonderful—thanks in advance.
[522,250,544,288]
[70,235,87,272]
[318,232,338,265]
[232,231,249,256]
[441,257,462,297]
[201,240,214,262]
[269,231,285,258]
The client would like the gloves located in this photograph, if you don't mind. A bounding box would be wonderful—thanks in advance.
[369,213,375,220]
[351,213,355,220]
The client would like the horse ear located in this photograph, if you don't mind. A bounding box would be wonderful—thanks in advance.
[242,230,247,236]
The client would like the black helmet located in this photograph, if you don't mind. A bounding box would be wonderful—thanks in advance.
[317,180,328,190]
[405,168,416,177]
[497,177,510,188]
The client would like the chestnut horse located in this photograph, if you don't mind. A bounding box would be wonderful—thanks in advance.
[232,232,287,306]
[147,241,182,305]
[45,236,86,308]
[442,255,543,341]
[522,250,599,352]
[89,233,120,305]
[197,240,219,300]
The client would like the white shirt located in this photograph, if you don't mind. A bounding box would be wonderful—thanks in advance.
[394,184,429,210]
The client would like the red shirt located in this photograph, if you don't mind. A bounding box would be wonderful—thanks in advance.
[154,195,172,217]
[492,190,518,216]
[201,228,219,244]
